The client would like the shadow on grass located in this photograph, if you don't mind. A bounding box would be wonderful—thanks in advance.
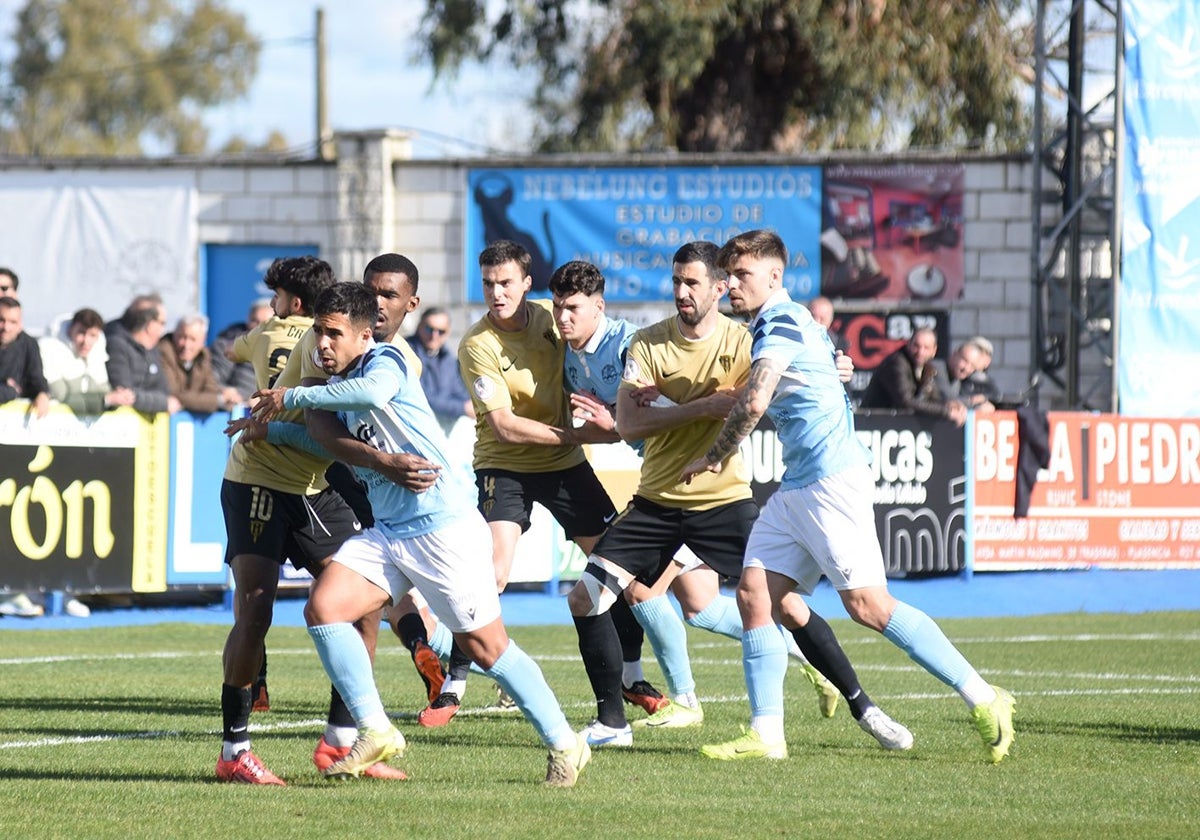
[1020,719,1200,744]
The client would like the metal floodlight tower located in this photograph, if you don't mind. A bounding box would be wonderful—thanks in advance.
[1030,0,1123,411]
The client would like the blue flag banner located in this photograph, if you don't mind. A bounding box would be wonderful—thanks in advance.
[465,165,822,302]
[1121,1,1200,415]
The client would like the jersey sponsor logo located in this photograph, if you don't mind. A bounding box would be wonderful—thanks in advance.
[501,356,517,371]
[661,369,681,379]
[473,376,496,401]
[602,511,617,524]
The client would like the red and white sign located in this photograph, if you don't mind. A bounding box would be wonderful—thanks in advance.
[972,412,1200,570]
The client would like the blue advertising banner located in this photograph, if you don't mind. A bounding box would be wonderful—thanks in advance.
[201,243,318,344]
[465,166,822,302]
[1121,2,1200,416]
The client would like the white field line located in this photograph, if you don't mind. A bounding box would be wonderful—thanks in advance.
[3,682,1199,752]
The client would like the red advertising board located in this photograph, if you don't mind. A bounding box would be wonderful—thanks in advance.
[972,412,1200,569]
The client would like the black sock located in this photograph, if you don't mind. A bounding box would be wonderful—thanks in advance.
[395,612,428,655]
[791,610,874,720]
[221,683,253,744]
[610,596,644,677]
[327,685,356,728]
[447,640,472,687]
[573,612,627,728]
[255,649,267,686]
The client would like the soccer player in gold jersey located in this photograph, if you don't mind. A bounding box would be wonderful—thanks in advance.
[567,241,911,751]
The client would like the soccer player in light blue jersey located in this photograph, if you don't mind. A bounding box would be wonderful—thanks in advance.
[244,282,590,786]
[685,230,1015,764]
[551,260,843,728]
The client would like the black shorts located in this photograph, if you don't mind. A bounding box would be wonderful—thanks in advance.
[475,462,616,539]
[590,495,759,584]
[221,479,362,573]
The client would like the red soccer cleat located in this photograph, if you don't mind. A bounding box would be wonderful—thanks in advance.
[251,681,270,713]
[313,735,409,780]
[622,680,670,715]
[411,641,446,705]
[417,691,461,728]
[216,750,286,786]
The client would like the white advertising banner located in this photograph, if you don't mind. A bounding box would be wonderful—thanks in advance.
[0,169,197,334]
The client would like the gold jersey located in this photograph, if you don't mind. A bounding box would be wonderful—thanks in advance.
[459,298,584,473]
[230,314,312,390]
[224,326,331,494]
[622,314,752,509]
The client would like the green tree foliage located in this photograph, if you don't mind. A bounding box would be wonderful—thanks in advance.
[420,0,1033,153]
[0,0,259,156]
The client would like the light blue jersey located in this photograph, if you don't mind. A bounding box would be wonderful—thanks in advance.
[564,313,636,406]
[750,291,869,490]
[564,313,647,453]
[278,341,476,538]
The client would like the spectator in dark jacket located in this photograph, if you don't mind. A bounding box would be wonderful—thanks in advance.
[158,314,243,414]
[406,306,474,432]
[0,296,50,418]
[210,298,272,403]
[860,327,966,426]
[105,299,180,414]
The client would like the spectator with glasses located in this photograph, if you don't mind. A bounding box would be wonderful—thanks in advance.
[406,306,474,432]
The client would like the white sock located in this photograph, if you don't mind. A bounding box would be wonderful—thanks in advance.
[750,715,785,744]
[222,739,250,761]
[444,678,467,700]
[959,675,997,709]
[323,724,357,748]
[672,691,699,709]
[622,660,645,687]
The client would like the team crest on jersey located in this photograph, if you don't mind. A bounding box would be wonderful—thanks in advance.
[474,376,495,401]
[602,363,619,383]
[719,355,733,373]
[623,357,641,383]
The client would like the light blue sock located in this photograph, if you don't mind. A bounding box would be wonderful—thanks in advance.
[743,624,787,718]
[687,594,742,640]
[631,595,695,696]
[308,623,388,728]
[429,621,487,677]
[485,640,574,749]
[429,620,453,659]
[882,601,977,690]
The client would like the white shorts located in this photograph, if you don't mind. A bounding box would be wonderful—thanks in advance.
[672,543,705,575]
[743,464,887,595]
[330,512,500,633]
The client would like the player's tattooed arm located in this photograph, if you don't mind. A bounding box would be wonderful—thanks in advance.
[681,357,782,483]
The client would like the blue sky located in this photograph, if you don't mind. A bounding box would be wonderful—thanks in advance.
[0,0,536,158]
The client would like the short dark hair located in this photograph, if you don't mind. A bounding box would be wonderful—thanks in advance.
[314,282,379,332]
[0,268,17,291]
[263,255,335,316]
[122,302,161,333]
[548,260,605,298]
[0,295,19,311]
[673,241,726,283]
[717,229,788,270]
[363,253,420,293]
[70,308,104,331]
[479,240,532,277]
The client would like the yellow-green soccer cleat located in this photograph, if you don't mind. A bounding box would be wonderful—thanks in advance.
[971,686,1015,764]
[545,732,591,787]
[801,663,840,719]
[700,727,788,761]
[322,726,407,781]
[633,700,704,729]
